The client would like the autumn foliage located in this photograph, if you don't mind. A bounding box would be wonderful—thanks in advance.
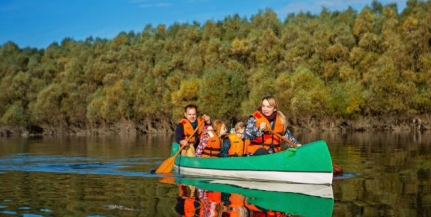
[1,0,430,134]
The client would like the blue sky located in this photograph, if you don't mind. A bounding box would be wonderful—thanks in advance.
[0,0,407,49]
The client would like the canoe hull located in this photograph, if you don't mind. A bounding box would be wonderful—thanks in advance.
[171,140,334,185]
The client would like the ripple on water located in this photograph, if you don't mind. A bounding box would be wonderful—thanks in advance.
[1,210,17,215]
[0,154,157,177]
[23,214,45,217]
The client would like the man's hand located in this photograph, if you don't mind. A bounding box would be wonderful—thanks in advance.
[179,140,188,146]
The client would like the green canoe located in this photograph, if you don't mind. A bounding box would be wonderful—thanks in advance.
[170,140,334,185]
[176,177,334,217]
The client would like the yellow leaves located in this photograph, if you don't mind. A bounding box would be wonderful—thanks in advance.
[401,70,417,82]
[325,43,349,61]
[382,5,398,19]
[152,63,170,77]
[5,3,431,127]
[285,66,330,117]
[346,102,360,114]
[102,73,118,86]
[353,8,377,37]
[31,83,64,124]
[328,80,364,116]
[358,33,380,51]
[107,80,126,97]
[419,53,431,76]
[171,78,200,106]
[86,90,104,121]
[254,52,267,64]
[231,38,249,55]
[338,64,356,81]
[170,78,200,120]
[86,80,133,122]
[111,32,130,51]
[226,59,244,71]
[157,25,166,33]
[402,17,419,32]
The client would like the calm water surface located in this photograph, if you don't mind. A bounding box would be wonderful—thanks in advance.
[0,132,430,217]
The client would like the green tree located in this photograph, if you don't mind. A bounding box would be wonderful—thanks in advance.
[276,66,330,118]
[2,1,431,133]
[327,80,364,116]
[365,55,417,114]
[171,77,200,120]
[30,83,67,125]
[1,103,27,125]
[198,67,247,125]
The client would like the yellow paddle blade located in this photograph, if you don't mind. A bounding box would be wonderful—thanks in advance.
[155,155,176,174]
[159,177,176,184]
[155,121,203,174]
[156,145,184,174]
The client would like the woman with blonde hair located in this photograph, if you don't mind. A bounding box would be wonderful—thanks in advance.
[195,119,228,158]
[244,96,301,155]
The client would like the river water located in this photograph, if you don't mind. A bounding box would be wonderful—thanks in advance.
[0,131,430,217]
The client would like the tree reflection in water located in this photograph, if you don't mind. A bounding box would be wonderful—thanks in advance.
[0,131,429,216]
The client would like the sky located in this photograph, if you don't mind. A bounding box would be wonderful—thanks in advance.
[0,0,407,49]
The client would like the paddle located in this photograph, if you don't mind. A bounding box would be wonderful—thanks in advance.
[155,122,204,174]
[266,128,344,176]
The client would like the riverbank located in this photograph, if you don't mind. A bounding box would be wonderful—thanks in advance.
[1,115,429,137]
[291,115,430,132]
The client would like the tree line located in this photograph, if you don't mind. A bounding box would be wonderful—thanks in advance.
[1,0,430,134]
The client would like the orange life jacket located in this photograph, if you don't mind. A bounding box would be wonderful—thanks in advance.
[201,130,221,158]
[248,111,285,153]
[205,191,222,203]
[241,139,251,155]
[225,134,246,156]
[180,117,204,143]
[184,197,197,217]
[225,193,247,217]
[245,200,286,217]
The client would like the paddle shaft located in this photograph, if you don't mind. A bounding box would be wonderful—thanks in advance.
[173,121,204,158]
[265,128,299,147]
[165,127,199,159]
[183,121,205,145]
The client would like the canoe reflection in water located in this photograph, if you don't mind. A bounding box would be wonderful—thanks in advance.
[165,177,334,217]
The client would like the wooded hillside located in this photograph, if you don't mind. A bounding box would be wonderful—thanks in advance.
[1,0,430,136]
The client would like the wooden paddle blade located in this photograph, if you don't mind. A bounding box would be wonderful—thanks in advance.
[333,163,344,176]
[155,156,176,174]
